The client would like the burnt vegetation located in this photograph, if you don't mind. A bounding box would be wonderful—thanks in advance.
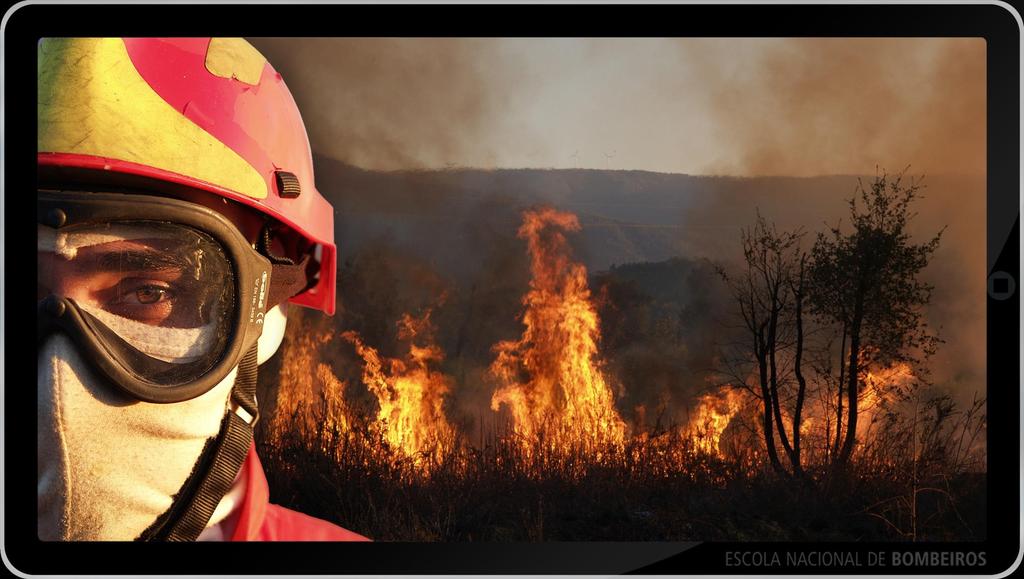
[255,171,985,542]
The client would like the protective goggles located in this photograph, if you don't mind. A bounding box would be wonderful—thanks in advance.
[38,191,310,403]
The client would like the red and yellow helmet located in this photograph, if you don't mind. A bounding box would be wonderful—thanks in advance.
[37,37,336,315]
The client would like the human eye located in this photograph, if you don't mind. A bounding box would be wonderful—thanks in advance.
[129,282,177,305]
[107,278,179,324]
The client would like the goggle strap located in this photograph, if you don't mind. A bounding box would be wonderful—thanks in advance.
[141,344,259,542]
[257,222,296,266]
[267,254,313,309]
[231,342,260,424]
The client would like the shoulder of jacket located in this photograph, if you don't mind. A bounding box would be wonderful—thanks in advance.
[259,503,371,541]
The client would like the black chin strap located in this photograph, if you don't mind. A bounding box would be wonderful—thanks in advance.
[137,345,260,542]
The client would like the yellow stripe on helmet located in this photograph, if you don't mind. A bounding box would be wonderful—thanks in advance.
[38,38,268,200]
[205,38,267,86]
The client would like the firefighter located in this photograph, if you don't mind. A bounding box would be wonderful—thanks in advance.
[36,37,367,541]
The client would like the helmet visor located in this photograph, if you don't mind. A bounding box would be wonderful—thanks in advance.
[38,221,236,386]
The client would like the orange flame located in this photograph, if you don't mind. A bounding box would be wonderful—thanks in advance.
[858,362,915,441]
[685,389,747,456]
[863,362,914,407]
[799,416,815,437]
[490,207,626,460]
[343,310,456,468]
[270,328,349,451]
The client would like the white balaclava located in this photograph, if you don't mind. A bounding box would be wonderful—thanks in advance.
[37,302,288,541]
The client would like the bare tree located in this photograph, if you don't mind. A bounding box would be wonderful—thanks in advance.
[718,213,807,477]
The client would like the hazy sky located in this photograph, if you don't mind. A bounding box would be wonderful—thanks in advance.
[250,37,985,177]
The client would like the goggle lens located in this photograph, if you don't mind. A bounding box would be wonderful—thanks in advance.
[38,221,236,384]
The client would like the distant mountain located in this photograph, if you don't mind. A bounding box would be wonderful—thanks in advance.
[312,154,981,274]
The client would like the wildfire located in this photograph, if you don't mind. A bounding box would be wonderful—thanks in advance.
[269,325,350,453]
[685,388,747,456]
[857,362,916,442]
[863,362,914,408]
[490,207,627,461]
[343,310,456,468]
[269,207,935,482]
[799,416,815,437]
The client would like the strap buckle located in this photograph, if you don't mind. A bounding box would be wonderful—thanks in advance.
[233,401,260,427]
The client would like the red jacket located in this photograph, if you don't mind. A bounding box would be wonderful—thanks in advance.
[229,444,369,541]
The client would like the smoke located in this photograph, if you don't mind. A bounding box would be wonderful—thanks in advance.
[249,38,983,178]
[676,173,986,408]
[248,38,515,170]
[681,38,985,177]
[664,37,986,403]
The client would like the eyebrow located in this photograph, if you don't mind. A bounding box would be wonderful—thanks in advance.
[93,249,194,274]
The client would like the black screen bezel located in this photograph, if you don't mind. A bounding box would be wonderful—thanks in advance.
[7,2,1019,575]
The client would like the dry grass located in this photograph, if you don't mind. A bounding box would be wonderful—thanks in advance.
[255,390,985,542]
